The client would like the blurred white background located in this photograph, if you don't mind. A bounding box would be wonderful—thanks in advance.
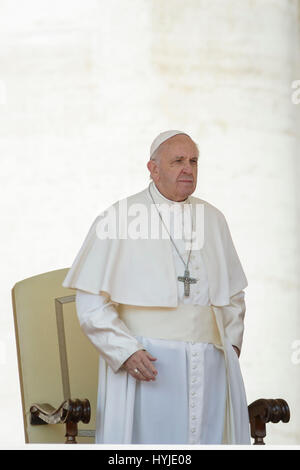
[0,0,299,446]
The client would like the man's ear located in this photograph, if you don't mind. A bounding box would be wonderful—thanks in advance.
[147,160,158,180]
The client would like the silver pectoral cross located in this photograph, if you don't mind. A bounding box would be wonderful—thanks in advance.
[178,269,198,297]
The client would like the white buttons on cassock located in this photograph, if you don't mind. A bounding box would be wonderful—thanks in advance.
[188,342,204,445]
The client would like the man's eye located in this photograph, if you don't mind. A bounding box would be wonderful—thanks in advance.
[173,159,197,163]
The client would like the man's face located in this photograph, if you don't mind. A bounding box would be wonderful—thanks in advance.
[147,134,198,201]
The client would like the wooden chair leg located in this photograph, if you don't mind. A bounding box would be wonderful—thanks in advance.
[65,421,78,444]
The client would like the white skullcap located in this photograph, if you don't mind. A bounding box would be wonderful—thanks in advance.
[150,130,190,159]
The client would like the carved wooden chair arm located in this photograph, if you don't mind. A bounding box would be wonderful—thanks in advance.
[29,397,290,444]
[248,398,290,445]
[30,398,91,443]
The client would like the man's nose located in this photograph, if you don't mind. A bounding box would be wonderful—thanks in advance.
[182,162,193,173]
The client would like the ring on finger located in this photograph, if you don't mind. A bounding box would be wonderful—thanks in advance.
[134,368,140,374]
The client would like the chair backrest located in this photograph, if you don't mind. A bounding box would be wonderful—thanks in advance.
[12,268,98,443]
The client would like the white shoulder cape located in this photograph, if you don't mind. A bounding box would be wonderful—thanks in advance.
[62,185,248,307]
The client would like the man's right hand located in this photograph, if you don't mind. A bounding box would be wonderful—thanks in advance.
[122,349,158,382]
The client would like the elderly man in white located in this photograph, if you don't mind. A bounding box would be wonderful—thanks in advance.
[63,130,250,445]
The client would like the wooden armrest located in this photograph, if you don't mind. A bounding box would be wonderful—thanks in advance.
[248,398,290,445]
[30,398,91,443]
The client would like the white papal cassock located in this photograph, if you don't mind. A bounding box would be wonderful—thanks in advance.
[64,181,251,444]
